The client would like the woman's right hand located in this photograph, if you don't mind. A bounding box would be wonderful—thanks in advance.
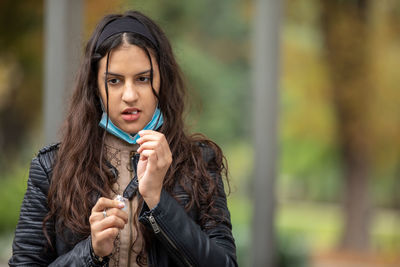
[89,197,128,257]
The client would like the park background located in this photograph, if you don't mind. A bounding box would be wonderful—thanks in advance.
[1,0,400,266]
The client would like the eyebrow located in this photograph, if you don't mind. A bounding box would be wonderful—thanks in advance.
[104,69,152,77]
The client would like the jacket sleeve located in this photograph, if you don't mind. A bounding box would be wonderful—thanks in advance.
[138,146,237,267]
[9,154,103,267]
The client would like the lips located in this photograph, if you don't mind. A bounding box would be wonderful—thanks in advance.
[121,108,141,121]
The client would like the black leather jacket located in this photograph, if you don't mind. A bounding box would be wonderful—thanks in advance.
[9,143,237,266]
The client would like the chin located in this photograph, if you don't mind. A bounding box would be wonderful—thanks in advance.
[118,121,146,134]
[121,125,142,134]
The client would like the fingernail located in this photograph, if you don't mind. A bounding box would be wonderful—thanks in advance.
[118,202,125,208]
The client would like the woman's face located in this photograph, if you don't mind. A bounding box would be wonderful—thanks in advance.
[97,43,160,134]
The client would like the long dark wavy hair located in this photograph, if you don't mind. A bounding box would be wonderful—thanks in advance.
[43,10,229,266]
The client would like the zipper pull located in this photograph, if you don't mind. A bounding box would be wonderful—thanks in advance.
[123,152,140,200]
[148,215,160,234]
[130,151,140,173]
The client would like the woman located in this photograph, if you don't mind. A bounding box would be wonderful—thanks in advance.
[9,10,237,267]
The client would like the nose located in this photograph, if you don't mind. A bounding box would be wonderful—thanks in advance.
[122,81,139,103]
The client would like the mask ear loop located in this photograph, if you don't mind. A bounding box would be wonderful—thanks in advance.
[142,46,162,131]
[99,50,112,179]
[105,51,111,129]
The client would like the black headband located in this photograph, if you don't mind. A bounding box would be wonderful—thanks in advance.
[95,17,157,51]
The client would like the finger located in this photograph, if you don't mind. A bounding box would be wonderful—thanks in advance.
[91,214,126,233]
[137,135,171,157]
[139,149,158,163]
[104,207,128,224]
[136,132,165,144]
[136,135,162,145]
[100,215,126,230]
[90,207,128,226]
[137,141,160,154]
[138,130,159,136]
[139,144,172,170]
[141,142,171,167]
[89,211,105,224]
[92,197,125,212]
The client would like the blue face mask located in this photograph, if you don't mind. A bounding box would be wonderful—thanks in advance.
[99,107,164,144]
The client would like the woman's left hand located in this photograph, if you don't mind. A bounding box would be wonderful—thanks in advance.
[136,130,172,209]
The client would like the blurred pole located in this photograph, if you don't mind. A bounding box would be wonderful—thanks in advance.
[251,0,281,266]
[44,0,83,144]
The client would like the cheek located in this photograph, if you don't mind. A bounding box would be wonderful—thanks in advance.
[105,93,119,108]
[155,75,161,94]
[97,79,105,101]
[98,86,118,113]
[98,88,108,108]
[149,93,159,108]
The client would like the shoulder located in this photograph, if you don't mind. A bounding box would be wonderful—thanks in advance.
[35,143,60,175]
[186,135,225,171]
[26,143,60,194]
[195,140,225,173]
[197,141,216,163]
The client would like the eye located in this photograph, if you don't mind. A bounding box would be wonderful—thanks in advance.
[137,76,150,83]
[107,78,120,85]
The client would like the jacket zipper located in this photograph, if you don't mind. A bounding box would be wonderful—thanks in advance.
[148,215,160,233]
[130,151,139,171]
[128,151,136,267]
[128,200,133,267]
[148,214,194,267]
